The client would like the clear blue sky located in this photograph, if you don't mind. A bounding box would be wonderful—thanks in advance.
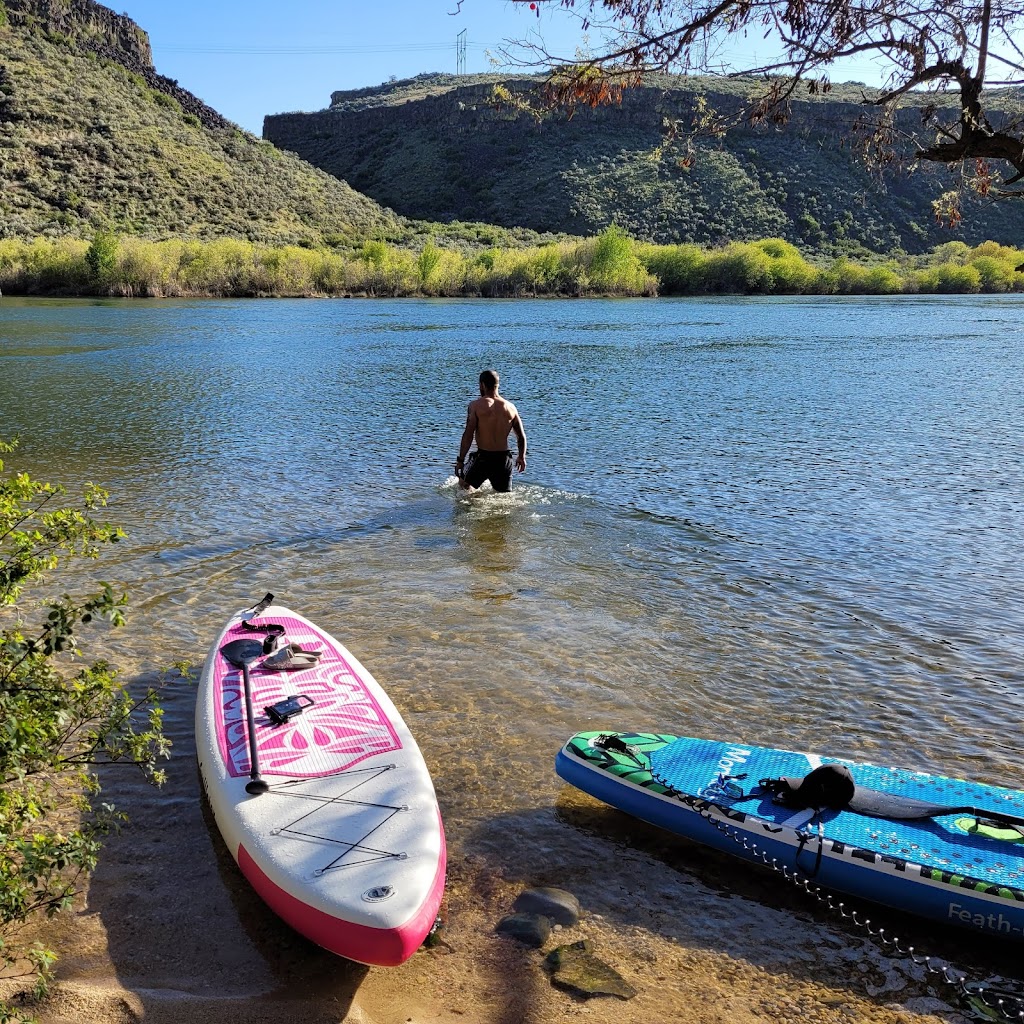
[115,1,596,134]
[115,0,891,136]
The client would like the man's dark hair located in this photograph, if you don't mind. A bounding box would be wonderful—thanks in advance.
[479,369,499,393]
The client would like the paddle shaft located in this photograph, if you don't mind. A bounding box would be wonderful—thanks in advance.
[224,593,275,797]
[240,659,268,795]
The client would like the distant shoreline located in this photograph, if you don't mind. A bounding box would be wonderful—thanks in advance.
[2,230,1022,299]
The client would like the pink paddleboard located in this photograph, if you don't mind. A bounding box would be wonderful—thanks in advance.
[195,598,446,966]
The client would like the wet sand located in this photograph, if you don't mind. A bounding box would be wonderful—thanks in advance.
[2,669,982,1024]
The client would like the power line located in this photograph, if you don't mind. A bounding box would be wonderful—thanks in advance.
[157,41,489,56]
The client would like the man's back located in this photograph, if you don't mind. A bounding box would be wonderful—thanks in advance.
[471,395,518,451]
[456,369,527,491]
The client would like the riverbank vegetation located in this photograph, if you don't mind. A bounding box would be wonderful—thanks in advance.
[0,441,168,1018]
[1,230,1022,298]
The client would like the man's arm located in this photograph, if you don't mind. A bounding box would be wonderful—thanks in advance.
[512,413,527,473]
[456,403,477,472]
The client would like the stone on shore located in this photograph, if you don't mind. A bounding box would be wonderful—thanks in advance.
[545,940,638,1000]
[512,886,581,926]
[495,912,552,947]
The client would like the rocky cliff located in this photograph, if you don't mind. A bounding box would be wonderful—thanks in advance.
[2,0,235,129]
[264,73,1024,254]
[4,0,151,64]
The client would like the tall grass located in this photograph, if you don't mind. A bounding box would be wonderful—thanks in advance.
[2,230,1023,298]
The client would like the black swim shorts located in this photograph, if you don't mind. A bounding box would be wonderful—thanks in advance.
[463,449,514,492]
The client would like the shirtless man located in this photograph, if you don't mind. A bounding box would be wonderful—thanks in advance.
[455,370,527,492]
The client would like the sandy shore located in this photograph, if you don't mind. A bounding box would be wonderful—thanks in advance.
[0,673,987,1024]
[4,805,972,1024]
[7,855,967,1024]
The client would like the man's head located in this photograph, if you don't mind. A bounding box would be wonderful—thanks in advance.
[479,369,499,396]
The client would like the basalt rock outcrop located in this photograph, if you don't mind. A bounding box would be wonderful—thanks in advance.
[4,0,151,64]
[3,0,231,130]
[264,72,1024,253]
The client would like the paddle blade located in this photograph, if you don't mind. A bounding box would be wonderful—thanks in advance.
[220,638,264,667]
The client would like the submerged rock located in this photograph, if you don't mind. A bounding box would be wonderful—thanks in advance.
[512,886,581,926]
[495,912,552,947]
[546,940,637,1000]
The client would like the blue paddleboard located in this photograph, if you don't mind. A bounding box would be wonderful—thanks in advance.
[556,732,1024,939]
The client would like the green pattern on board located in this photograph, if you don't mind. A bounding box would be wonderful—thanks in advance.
[957,817,1024,844]
[568,732,678,795]
[922,867,1024,903]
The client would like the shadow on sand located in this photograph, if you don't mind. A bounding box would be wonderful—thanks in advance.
[77,672,370,1023]
[458,786,1024,1017]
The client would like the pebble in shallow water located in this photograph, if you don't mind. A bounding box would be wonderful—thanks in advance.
[546,939,638,1000]
[495,912,552,947]
[512,886,581,926]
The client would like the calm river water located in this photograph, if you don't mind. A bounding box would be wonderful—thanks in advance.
[1,294,1023,1015]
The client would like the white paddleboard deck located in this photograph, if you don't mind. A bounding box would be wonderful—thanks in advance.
[195,600,446,966]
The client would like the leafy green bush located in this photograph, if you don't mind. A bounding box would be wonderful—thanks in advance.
[360,240,388,267]
[702,242,775,293]
[0,237,89,292]
[929,241,972,266]
[970,256,1016,292]
[967,243,1022,292]
[820,256,905,294]
[150,91,180,113]
[752,238,817,292]
[912,262,982,293]
[416,240,442,284]
[583,226,656,294]
[116,236,182,296]
[862,264,905,294]
[85,231,119,281]
[638,242,705,293]
[0,440,168,1017]
[588,225,632,283]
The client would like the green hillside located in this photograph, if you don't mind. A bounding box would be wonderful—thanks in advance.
[3,0,1023,297]
[0,0,401,245]
[264,72,1024,255]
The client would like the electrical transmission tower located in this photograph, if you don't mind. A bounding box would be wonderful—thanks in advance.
[456,28,466,75]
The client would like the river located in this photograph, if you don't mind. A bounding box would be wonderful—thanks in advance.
[1,294,1022,1023]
